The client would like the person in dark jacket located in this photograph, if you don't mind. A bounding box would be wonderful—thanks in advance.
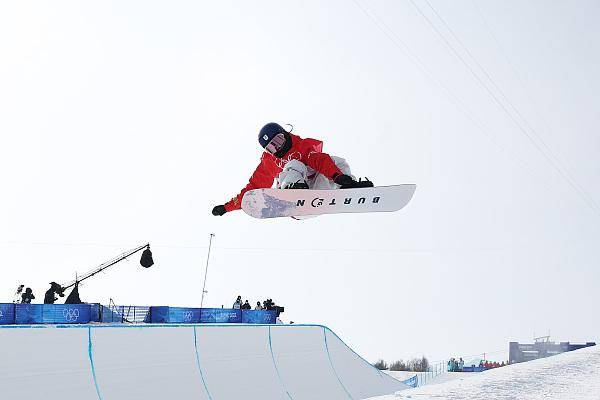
[21,288,35,304]
[232,295,242,310]
[44,282,65,304]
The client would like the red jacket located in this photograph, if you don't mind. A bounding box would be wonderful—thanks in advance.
[224,133,343,211]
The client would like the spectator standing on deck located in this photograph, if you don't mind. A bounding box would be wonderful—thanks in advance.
[448,358,457,372]
[242,300,251,310]
[254,301,264,310]
[21,288,35,304]
[44,282,65,304]
[232,295,242,309]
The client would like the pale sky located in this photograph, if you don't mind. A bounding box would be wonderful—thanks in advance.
[1,0,598,364]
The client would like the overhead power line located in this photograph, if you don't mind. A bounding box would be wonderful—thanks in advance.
[0,240,433,254]
[471,0,600,212]
[349,0,561,199]
[408,0,600,216]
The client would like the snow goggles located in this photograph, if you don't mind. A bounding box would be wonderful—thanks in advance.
[264,133,286,154]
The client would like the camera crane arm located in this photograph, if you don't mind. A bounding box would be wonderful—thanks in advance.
[60,243,152,290]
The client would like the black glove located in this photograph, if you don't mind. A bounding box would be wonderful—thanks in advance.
[333,174,357,189]
[212,205,227,216]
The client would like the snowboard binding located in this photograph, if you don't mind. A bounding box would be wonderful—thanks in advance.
[283,180,309,190]
[339,177,374,189]
[354,177,374,188]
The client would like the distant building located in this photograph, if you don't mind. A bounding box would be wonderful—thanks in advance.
[509,337,595,364]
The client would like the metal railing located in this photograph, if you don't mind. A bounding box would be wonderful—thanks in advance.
[416,361,446,386]
[98,302,151,323]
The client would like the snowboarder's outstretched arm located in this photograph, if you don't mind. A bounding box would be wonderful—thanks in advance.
[212,154,278,215]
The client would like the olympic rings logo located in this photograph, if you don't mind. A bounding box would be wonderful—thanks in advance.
[182,311,193,322]
[63,308,80,322]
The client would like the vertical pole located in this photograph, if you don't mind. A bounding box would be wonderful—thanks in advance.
[200,234,215,309]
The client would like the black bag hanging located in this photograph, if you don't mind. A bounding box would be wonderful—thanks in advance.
[140,247,154,268]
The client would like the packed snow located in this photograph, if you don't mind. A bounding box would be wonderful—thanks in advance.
[385,370,464,386]
[368,345,600,400]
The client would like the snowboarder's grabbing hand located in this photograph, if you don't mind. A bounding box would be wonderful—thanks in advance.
[211,122,372,216]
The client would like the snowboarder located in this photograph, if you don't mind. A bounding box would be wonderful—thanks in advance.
[212,122,373,216]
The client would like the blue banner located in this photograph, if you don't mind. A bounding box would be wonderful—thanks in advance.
[200,308,241,323]
[0,303,15,324]
[15,304,91,324]
[90,304,101,322]
[462,366,485,372]
[9,305,276,325]
[150,307,274,324]
[42,304,91,324]
[241,310,277,324]
[401,374,418,388]
[170,307,202,323]
[150,306,169,323]
[150,307,203,323]
[15,304,43,324]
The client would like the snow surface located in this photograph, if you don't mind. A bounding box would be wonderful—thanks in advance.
[385,370,464,386]
[367,345,600,400]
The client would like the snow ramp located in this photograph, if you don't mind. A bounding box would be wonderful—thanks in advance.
[0,323,408,399]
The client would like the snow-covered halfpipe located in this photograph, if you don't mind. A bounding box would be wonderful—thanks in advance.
[0,324,407,399]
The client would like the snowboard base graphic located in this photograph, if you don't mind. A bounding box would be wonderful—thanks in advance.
[241,184,417,219]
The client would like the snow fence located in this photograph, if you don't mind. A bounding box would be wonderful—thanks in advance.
[0,324,408,400]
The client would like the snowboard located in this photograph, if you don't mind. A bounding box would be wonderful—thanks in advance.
[241,184,417,219]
